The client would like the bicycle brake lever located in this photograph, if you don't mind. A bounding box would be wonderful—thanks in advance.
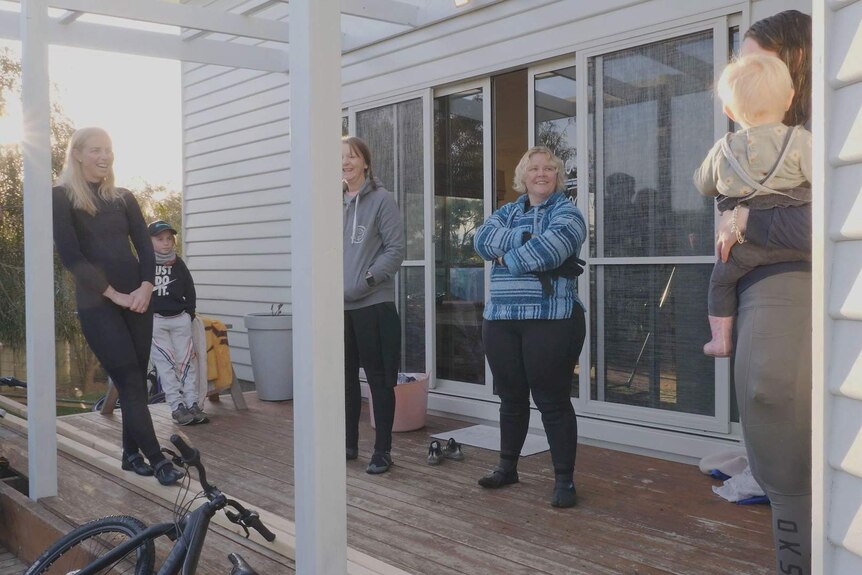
[160,447,184,467]
[225,510,240,523]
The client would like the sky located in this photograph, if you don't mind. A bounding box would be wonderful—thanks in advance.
[0,38,182,191]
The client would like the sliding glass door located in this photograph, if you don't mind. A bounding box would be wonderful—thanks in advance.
[432,82,492,395]
[577,23,731,431]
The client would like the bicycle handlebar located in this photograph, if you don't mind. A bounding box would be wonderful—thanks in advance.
[169,435,276,543]
[169,434,214,493]
[0,376,26,388]
[226,499,276,542]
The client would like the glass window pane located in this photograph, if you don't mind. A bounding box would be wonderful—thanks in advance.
[590,264,715,415]
[589,30,715,258]
[586,30,719,418]
[342,115,349,137]
[400,267,425,373]
[397,99,425,260]
[434,89,485,385]
[357,99,424,261]
[356,106,395,193]
[355,99,427,375]
[535,65,577,199]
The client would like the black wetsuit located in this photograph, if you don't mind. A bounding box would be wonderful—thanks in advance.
[53,183,164,464]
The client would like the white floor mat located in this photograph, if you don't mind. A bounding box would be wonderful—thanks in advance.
[432,424,549,457]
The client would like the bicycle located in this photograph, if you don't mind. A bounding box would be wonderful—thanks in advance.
[1,376,100,411]
[25,435,276,575]
[92,367,166,412]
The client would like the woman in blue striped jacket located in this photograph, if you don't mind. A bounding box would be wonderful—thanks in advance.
[473,146,587,508]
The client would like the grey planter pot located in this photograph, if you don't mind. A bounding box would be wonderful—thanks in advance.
[244,313,293,401]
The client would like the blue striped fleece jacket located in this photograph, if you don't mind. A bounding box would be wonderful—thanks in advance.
[474,192,587,321]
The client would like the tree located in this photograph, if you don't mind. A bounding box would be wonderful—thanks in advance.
[133,182,184,256]
[0,48,98,392]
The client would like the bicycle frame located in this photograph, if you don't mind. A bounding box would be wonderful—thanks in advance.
[75,495,222,575]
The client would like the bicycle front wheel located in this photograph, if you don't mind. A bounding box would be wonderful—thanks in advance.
[25,515,155,575]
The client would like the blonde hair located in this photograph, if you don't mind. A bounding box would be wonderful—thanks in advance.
[717,54,794,127]
[512,146,565,194]
[57,127,119,215]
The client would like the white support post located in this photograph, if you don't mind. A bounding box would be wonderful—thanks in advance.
[21,0,58,500]
[289,2,346,574]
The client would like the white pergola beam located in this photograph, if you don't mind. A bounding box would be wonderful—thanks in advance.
[21,0,58,501]
[342,0,420,27]
[290,1,347,573]
[182,0,285,44]
[0,11,288,72]
[57,10,82,25]
[45,0,289,42]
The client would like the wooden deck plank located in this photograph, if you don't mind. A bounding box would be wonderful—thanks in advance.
[35,393,773,575]
[0,547,27,575]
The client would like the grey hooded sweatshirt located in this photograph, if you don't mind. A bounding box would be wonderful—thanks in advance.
[343,178,405,311]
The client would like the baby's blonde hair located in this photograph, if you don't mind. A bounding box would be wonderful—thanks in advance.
[717,54,794,126]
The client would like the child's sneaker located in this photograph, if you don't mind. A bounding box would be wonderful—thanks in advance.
[442,438,464,461]
[427,440,443,465]
[188,402,210,424]
[172,404,194,426]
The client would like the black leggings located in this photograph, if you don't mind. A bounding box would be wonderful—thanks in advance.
[483,314,585,476]
[78,303,164,464]
[344,302,400,454]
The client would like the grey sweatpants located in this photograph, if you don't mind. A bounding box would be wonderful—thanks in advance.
[734,271,811,575]
[151,312,198,411]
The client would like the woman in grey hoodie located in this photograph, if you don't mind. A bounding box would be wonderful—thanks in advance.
[342,136,405,474]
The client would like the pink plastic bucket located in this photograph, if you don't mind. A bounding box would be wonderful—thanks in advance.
[369,372,430,432]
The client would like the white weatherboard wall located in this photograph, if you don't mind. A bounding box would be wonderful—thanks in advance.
[182,0,290,381]
[814,1,862,573]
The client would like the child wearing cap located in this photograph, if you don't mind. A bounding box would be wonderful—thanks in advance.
[148,220,208,425]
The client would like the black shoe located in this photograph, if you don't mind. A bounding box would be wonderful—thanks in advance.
[427,441,443,465]
[442,438,464,461]
[154,460,185,486]
[551,480,577,508]
[346,447,358,461]
[121,452,153,476]
[478,466,519,489]
[366,451,392,474]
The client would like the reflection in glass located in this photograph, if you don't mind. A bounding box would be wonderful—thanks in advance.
[587,31,717,416]
[342,116,349,137]
[434,90,486,385]
[589,31,715,259]
[535,65,577,199]
[356,99,424,260]
[400,267,425,373]
[590,264,714,415]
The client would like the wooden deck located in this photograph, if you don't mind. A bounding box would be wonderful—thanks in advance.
[1,393,773,574]
[0,545,27,575]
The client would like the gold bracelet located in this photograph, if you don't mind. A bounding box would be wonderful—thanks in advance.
[731,205,746,245]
